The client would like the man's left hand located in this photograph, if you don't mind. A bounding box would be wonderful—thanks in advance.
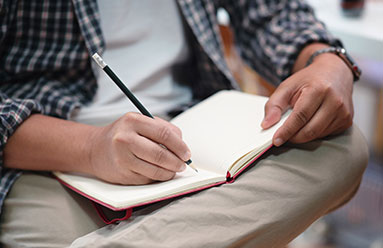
[261,51,354,146]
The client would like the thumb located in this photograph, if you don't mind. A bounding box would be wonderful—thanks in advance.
[261,85,291,129]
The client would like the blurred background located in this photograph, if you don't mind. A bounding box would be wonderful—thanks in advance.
[217,0,383,247]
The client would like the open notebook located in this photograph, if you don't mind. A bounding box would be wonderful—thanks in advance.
[54,90,290,222]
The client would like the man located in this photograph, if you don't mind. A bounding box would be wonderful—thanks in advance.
[0,0,368,247]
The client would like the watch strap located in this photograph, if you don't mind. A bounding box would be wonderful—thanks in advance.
[306,47,362,81]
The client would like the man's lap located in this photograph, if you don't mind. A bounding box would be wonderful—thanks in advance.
[0,172,105,248]
[0,125,368,248]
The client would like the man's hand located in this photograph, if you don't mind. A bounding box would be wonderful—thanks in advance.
[88,113,191,185]
[4,113,191,185]
[261,45,354,146]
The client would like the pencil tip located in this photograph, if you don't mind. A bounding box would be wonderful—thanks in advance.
[185,159,197,172]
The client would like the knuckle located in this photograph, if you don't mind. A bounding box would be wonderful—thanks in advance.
[112,132,134,147]
[321,83,332,95]
[123,112,140,124]
[315,80,331,94]
[295,110,309,125]
[281,125,295,140]
[112,132,125,144]
[311,86,325,99]
[158,126,172,142]
[284,128,294,138]
[154,148,167,164]
[334,98,345,110]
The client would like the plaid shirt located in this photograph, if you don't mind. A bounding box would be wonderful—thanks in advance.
[0,0,340,215]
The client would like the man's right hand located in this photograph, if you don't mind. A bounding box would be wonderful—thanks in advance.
[4,113,191,185]
[87,112,191,185]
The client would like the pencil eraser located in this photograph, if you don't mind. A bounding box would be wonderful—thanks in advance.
[92,53,107,69]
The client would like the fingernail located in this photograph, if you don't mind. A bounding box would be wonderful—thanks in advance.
[274,138,284,147]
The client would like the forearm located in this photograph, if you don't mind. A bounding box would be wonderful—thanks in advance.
[3,114,97,174]
[3,112,190,185]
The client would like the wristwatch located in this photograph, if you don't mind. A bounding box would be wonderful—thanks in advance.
[306,47,362,82]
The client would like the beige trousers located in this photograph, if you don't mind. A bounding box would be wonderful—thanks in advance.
[0,126,368,248]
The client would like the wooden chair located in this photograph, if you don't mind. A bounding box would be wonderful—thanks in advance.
[219,24,276,97]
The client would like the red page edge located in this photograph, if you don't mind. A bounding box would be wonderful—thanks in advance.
[54,144,273,224]
[226,144,273,183]
[55,176,226,224]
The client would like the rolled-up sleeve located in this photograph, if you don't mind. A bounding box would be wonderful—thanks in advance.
[0,94,43,162]
[0,69,97,163]
[220,0,342,85]
[0,0,103,215]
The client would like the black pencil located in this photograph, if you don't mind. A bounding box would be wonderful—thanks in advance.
[92,53,196,172]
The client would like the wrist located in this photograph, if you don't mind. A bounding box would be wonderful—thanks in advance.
[293,43,358,84]
[310,53,354,84]
[82,125,105,177]
[306,47,361,82]
[293,43,330,73]
[311,53,354,84]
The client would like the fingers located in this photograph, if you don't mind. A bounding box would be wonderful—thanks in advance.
[110,165,173,185]
[282,88,353,144]
[129,134,186,173]
[116,170,154,185]
[107,129,181,184]
[133,115,191,162]
[263,53,354,146]
[317,106,353,139]
[262,83,292,129]
[105,135,179,184]
[289,100,334,143]
[273,87,324,146]
[155,117,183,138]
[106,113,190,184]
[126,156,176,183]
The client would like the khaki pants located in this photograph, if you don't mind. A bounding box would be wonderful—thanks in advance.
[0,126,368,248]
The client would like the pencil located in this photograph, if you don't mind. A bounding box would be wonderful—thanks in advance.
[92,53,197,173]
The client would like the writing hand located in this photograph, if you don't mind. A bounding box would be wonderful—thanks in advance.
[88,113,191,185]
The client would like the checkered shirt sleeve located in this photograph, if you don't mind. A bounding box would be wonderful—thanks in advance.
[0,0,103,212]
[218,0,342,85]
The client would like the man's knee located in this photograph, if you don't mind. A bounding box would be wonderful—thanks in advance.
[321,125,369,212]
